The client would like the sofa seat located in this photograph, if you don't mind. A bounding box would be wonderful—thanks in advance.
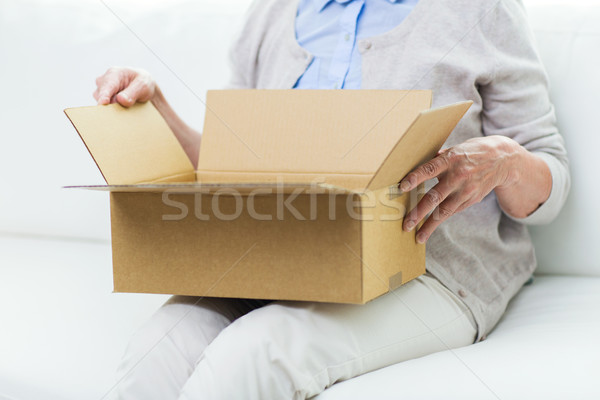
[0,236,169,400]
[317,275,600,399]
[1,235,599,399]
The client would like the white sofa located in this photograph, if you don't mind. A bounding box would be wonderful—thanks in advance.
[1,1,598,399]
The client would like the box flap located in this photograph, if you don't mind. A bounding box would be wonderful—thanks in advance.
[367,101,473,190]
[64,102,194,185]
[64,182,356,195]
[198,90,432,180]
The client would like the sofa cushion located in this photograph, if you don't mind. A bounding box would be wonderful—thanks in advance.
[0,236,169,400]
[526,2,600,277]
[316,275,600,399]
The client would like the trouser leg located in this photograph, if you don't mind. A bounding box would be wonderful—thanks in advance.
[177,274,477,400]
[113,296,268,400]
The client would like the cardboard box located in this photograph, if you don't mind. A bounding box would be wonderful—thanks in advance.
[65,90,471,304]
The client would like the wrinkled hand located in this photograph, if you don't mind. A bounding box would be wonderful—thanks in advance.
[400,135,522,243]
[93,67,156,107]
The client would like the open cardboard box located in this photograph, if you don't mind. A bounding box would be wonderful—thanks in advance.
[65,90,471,304]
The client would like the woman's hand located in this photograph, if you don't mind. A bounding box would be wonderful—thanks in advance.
[399,135,552,243]
[93,67,157,107]
[93,66,202,166]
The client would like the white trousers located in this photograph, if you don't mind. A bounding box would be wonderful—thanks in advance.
[114,274,477,400]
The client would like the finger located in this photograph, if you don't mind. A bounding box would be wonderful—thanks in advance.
[95,67,137,104]
[96,78,121,105]
[399,153,450,193]
[403,182,452,232]
[115,91,135,107]
[115,76,151,107]
[416,188,489,243]
[414,195,462,243]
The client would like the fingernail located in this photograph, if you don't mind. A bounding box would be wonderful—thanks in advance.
[98,96,109,104]
[400,181,411,192]
[416,232,427,244]
[405,220,415,231]
[121,93,132,102]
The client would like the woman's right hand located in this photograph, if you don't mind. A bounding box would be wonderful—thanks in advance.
[93,66,202,165]
[93,67,157,107]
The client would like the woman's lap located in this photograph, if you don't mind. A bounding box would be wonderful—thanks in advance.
[115,274,477,400]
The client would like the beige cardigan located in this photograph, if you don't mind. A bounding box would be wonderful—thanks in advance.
[225,0,570,340]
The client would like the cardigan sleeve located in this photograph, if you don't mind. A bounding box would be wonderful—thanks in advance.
[479,0,570,225]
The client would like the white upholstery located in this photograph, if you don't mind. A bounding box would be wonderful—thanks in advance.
[317,276,600,399]
[0,236,168,400]
[525,3,600,276]
[0,1,598,399]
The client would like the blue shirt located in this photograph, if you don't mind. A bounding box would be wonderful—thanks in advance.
[294,0,418,89]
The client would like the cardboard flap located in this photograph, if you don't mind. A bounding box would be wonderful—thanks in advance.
[65,102,194,185]
[64,182,357,195]
[198,90,432,176]
[367,101,473,190]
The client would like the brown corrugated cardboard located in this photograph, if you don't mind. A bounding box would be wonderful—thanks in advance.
[65,90,471,304]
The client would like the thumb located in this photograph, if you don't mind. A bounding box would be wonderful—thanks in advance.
[116,91,135,107]
[115,76,153,107]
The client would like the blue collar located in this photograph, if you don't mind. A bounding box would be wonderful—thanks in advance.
[312,0,400,13]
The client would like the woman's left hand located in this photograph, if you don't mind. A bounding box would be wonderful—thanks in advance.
[399,135,534,243]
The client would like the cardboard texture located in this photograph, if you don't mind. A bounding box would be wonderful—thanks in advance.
[65,90,472,304]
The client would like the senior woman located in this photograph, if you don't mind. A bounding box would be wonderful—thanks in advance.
[94,0,569,398]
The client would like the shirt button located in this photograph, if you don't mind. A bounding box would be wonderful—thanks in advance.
[480,334,487,341]
[458,289,467,298]
[344,33,350,41]
[362,41,372,50]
